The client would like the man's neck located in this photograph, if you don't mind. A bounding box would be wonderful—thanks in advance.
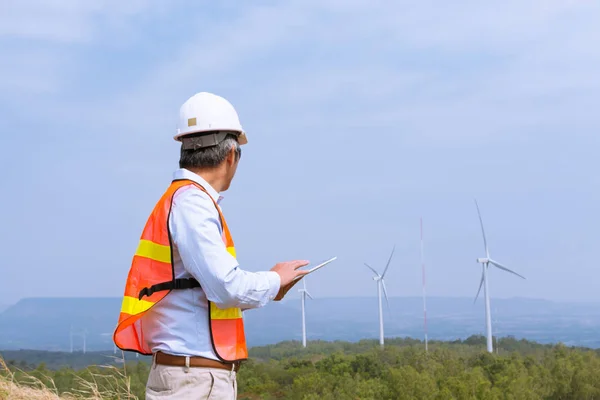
[187,167,226,193]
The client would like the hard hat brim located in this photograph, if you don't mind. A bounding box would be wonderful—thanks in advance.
[174,129,248,145]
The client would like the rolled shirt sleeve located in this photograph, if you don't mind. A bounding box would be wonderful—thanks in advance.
[168,187,281,309]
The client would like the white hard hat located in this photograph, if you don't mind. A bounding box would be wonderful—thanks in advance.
[174,92,248,145]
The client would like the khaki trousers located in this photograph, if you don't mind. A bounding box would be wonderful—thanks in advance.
[145,361,237,400]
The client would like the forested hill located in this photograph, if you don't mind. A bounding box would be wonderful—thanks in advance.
[1,335,566,371]
[2,336,600,399]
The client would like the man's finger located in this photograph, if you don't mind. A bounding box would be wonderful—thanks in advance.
[292,260,310,270]
[291,270,310,282]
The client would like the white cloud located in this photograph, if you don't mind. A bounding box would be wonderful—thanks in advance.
[98,1,599,140]
[3,0,600,144]
[0,0,159,43]
[0,0,177,107]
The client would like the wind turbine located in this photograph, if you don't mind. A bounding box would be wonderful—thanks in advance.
[69,325,73,353]
[473,199,525,353]
[365,245,395,348]
[82,328,87,354]
[298,279,313,348]
[421,218,428,353]
[494,306,499,355]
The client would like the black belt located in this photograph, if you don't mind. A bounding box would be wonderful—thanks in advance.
[138,278,200,300]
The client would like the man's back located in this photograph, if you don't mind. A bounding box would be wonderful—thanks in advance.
[141,168,280,361]
[114,91,310,399]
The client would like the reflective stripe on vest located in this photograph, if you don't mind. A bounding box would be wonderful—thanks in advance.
[112,179,248,362]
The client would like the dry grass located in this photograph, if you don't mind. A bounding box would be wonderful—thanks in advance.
[0,355,138,400]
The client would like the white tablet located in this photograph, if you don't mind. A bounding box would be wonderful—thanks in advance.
[294,256,337,280]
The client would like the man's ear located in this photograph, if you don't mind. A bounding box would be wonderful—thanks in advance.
[227,144,237,165]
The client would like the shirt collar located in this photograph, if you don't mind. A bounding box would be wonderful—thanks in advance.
[172,168,223,204]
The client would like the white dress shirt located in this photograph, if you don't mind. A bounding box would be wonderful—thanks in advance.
[140,168,281,360]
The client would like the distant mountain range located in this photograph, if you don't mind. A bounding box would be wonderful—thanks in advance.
[1,296,599,351]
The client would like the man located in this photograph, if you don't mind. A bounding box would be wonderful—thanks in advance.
[113,91,309,399]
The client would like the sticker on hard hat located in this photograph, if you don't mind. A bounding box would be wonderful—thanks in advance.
[187,118,197,127]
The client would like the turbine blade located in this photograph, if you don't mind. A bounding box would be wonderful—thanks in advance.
[381,245,396,279]
[364,263,380,277]
[474,270,485,304]
[306,291,314,300]
[382,280,391,313]
[474,199,489,258]
[303,279,307,291]
[489,259,526,280]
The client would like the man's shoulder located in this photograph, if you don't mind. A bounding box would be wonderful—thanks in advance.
[171,184,219,214]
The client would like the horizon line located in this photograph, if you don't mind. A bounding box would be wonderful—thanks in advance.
[3,295,599,306]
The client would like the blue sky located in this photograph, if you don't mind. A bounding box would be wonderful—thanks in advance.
[1,0,599,306]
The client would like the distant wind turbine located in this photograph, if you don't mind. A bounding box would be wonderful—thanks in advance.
[494,306,499,355]
[473,199,526,353]
[69,325,73,353]
[70,325,88,353]
[298,279,313,348]
[365,245,395,348]
[83,328,87,354]
[421,218,428,353]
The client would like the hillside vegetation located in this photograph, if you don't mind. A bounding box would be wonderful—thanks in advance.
[0,356,136,399]
[2,336,600,399]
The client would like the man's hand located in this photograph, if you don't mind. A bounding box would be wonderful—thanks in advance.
[271,260,310,301]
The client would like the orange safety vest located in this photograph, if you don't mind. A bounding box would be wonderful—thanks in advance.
[112,179,248,362]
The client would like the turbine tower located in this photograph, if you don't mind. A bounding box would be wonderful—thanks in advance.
[69,325,73,353]
[474,199,525,353]
[421,218,428,353]
[298,279,313,348]
[365,245,395,348]
[494,306,499,355]
[82,328,87,354]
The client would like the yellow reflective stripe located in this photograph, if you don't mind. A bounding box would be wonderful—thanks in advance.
[226,246,236,258]
[135,239,171,264]
[210,303,242,320]
[121,296,154,316]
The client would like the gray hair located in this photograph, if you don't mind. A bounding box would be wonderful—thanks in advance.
[179,133,241,169]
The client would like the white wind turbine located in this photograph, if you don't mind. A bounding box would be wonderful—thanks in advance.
[365,246,395,348]
[82,328,87,354]
[421,218,428,353]
[298,279,313,348]
[69,324,73,353]
[70,325,87,353]
[474,200,525,353]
